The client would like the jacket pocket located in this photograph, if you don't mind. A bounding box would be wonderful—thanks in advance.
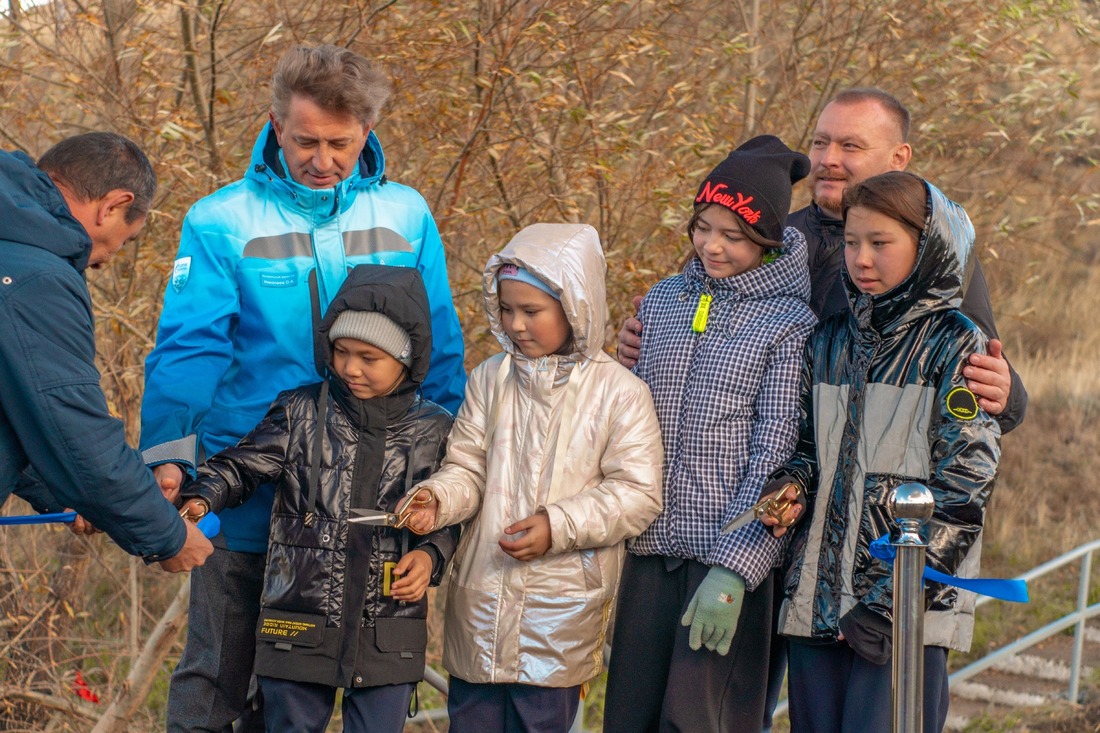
[373,617,427,654]
[262,518,339,615]
[257,609,326,650]
[580,548,603,593]
[270,514,340,550]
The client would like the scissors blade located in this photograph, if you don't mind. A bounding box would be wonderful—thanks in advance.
[720,505,761,534]
[348,508,402,527]
[721,483,802,535]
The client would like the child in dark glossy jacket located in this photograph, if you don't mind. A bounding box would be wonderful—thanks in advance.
[178,264,459,733]
[763,171,1001,733]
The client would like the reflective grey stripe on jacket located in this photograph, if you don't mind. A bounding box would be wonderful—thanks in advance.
[781,381,981,651]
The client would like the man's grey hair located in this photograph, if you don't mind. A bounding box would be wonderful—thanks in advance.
[271,44,393,127]
[829,87,911,142]
[38,132,156,223]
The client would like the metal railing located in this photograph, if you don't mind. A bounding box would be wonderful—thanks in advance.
[771,537,1100,722]
[947,537,1100,704]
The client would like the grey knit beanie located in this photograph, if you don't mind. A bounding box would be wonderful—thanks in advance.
[328,310,413,367]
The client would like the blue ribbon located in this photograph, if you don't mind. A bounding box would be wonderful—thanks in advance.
[869,535,1029,603]
[0,511,77,525]
[196,513,220,539]
[0,511,221,539]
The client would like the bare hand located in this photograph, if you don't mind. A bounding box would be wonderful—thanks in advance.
[499,512,551,561]
[759,485,803,539]
[154,463,185,505]
[390,549,433,602]
[64,508,101,536]
[157,518,214,573]
[963,339,1011,416]
[616,295,645,368]
[401,487,439,535]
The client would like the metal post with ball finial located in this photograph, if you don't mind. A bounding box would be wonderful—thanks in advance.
[888,481,935,733]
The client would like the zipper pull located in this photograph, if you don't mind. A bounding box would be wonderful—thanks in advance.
[692,293,713,333]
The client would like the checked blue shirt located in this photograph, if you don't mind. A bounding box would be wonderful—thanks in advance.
[630,227,817,590]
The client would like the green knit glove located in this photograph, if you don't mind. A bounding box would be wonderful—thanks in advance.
[680,566,746,656]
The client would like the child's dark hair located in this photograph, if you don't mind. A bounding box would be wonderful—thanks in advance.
[841,171,927,239]
[680,202,783,271]
[687,202,783,249]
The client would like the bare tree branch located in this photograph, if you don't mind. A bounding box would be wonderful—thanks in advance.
[90,578,191,733]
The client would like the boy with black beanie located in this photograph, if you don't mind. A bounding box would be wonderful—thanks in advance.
[177,264,458,733]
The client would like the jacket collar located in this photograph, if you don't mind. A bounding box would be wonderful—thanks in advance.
[329,372,417,429]
[807,202,845,240]
[0,149,91,271]
[244,122,387,215]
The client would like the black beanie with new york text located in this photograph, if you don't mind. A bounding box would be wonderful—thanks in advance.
[694,135,811,244]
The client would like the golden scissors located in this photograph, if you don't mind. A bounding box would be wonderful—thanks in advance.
[721,483,802,534]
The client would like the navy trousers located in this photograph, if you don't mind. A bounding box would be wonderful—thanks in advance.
[787,640,949,733]
[166,546,266,733]
[260,676,414,733]
[447,676,581,733]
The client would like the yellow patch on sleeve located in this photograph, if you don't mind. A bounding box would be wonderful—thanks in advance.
[946,386,979,420]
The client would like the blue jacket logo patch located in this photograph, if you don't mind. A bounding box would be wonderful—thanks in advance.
[171,257,192,293]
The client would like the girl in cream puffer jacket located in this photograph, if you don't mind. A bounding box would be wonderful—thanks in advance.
[408,223,663,730]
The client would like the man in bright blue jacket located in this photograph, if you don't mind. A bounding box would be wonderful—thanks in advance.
[0,132,212,572]
[141,45,467,732]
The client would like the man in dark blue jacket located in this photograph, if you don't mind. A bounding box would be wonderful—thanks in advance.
[0,132,212,572]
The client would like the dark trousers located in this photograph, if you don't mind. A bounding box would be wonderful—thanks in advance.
[761,577,789,732]
[166,546,266,733]
[603,554,773,733]
[787,640,949,733]
[447,676,581,733]
[259,676,414,733]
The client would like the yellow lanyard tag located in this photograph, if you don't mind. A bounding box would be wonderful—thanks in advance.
[692,293,713,333]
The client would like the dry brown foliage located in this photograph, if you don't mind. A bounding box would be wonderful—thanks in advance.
[1,0,1098,730]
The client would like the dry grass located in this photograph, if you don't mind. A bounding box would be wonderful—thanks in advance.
[981,237,1100,575]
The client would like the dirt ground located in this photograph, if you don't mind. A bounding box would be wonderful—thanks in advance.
[1011,704,1100,732]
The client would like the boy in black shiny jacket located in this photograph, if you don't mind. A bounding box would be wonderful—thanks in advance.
[179,264,459,733]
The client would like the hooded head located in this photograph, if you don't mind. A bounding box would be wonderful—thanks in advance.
[328,310,413,368]
[842,171,976,332]
[318,265,433,397]
[483,223,609,361]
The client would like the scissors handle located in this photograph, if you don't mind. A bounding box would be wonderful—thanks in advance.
[755,483,802,526]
